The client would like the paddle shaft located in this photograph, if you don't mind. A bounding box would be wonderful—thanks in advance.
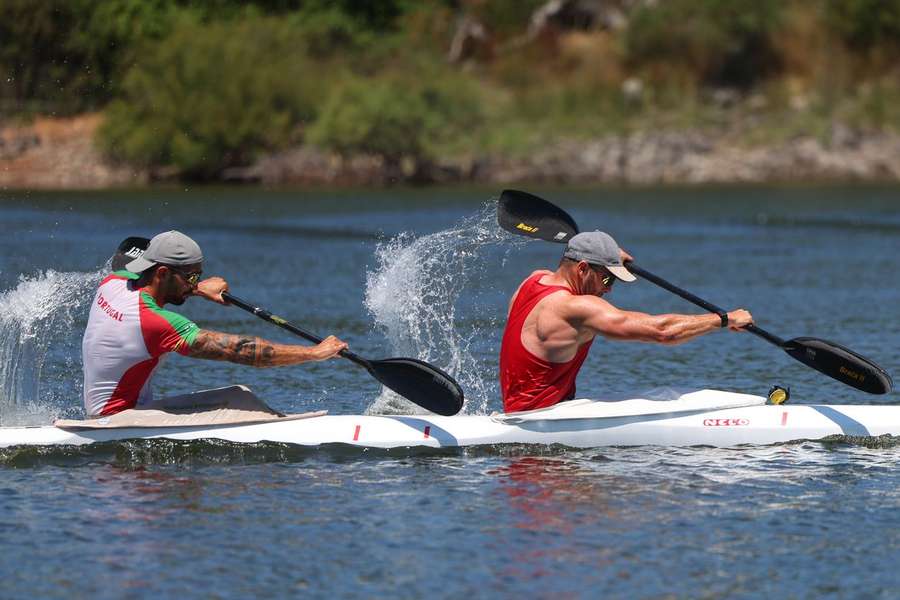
[626,264,786,347]
[221,292,372,370]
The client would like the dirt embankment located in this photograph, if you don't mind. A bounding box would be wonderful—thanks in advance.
[0,114,144,190]
[4,114,900,189]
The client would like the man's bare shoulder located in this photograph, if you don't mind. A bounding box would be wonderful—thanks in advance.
[552,292,616,319]
[529,269,554,280]
[508,269,563,316]
[511,269,555,298]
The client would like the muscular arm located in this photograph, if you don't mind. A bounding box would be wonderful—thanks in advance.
[593,308,722,345]
[185,329,342,367]
[570,297,740,345]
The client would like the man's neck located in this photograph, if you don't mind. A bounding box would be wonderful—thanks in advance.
[547,268,582,295]
[141,282,167,307]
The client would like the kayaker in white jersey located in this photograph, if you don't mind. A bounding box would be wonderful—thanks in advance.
[499,231,755,413]
[82,230,347,417]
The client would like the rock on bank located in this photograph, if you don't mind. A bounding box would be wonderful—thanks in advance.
[3,115,900,188]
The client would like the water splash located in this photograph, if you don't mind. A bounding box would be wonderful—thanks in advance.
[0,268,102,425]
[364,202,525,415]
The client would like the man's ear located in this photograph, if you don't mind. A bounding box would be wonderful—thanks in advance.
[154,265,170,282]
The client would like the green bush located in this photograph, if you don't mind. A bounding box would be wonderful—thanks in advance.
[307,68,482,172]
[296,0,412,32]
[0,0,406,114]
[0,0,180,113]
[469,0,546,37]
[825,0,900,50]
[98,17,326,178]
[290,6,377,59]
[624,0,784,89]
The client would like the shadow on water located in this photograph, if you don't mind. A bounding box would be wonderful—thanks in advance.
[0,439,462,469]
[4,435,900,468]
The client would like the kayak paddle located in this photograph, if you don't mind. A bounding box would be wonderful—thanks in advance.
[497,189,893,395]
[222,292,464,415]
[111,237,464,415]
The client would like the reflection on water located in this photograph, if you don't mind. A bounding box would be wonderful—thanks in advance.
[492,456,618,532]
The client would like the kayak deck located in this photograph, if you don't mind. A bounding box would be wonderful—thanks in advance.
[1,389,898,448]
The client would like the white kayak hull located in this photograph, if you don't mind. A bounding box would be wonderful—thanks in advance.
[1,390,897,449]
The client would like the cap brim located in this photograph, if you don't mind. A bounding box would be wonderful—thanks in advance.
[608,265,637,282]
[125,256,157,273]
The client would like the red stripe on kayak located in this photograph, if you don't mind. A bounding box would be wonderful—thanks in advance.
[781,412,788,426]
[424,426,431,439]
[353,425,360,441]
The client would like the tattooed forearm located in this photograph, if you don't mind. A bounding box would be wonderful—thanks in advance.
[189,330,278,367]
[186,329,342,366]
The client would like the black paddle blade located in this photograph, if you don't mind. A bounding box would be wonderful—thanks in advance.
[784,337,893,394]
[498,189,579,243]
[111,236,150,271]
[368,357,464,416]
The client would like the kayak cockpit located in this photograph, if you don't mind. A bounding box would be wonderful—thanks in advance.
[54,385,325,430]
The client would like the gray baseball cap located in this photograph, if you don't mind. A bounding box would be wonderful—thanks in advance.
[563,231,636,282]
[125,230,203,273]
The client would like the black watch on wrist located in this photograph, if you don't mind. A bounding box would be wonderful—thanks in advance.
[717,311,729,328]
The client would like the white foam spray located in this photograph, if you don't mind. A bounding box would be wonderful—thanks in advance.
[364,202,525,415]
[0,268,102,425]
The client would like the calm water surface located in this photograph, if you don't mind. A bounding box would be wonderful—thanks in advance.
[0,186,898,598]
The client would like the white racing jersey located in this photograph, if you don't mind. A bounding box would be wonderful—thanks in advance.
[82,271,199,416]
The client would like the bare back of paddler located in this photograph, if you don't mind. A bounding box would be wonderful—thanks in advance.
[499,231,754,413]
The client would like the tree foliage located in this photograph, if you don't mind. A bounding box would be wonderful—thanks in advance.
[624,0,784,89]
[98,18,324,178]
[0,0,180,112]
[308,69,482,169]
[825,0,900,50]
[5,0,900,177]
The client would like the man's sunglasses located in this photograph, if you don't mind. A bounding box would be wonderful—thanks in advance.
[168,267,202,286]
[589,265,615,286]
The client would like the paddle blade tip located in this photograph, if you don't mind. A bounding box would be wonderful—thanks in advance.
[497,189,580,244]
[785,337,893,395]
[370,357,464,415]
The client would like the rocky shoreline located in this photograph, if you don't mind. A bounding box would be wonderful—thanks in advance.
[3,115,900,190]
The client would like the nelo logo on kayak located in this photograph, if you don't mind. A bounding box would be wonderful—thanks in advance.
[515,222,539,233]
[703,418,750,427]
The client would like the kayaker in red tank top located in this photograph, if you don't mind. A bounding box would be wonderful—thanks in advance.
[499,231,754,414]
[500,273,594,412]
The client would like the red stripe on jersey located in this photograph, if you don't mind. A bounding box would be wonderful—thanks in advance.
[138,294,192,357]
[100,273,131,286]
[100,357,159,415]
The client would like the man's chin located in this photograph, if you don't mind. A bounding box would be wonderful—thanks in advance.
[168,295,189,306]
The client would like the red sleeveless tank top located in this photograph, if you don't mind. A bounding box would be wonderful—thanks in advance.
[499,273,594,413]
